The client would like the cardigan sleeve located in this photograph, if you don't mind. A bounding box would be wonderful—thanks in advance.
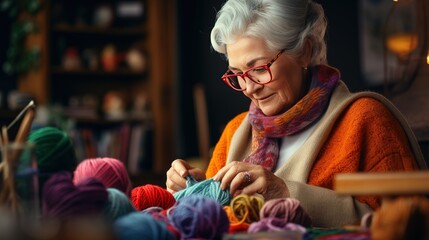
[287,180,373,228]
[296,97,419,227]
[206,112,248,179]
[309,98,418,207]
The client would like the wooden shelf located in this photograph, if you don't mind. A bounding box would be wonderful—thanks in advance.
[67,115,152,126]
[334,171,429,196]
[18,0,176,175]
[51,67,147,76]
[53,24,147,35]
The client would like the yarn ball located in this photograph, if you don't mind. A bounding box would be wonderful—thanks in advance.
[141,207,181,239]
[28,127,78,173]
[142,206,164,215]
[168,195,229,240]
[248,217,307,234]
[230,194,265,224]
[131,184,176,211]
[42,171,108,218]
[224,205,250,233]
[142,207,170,222]
[173,176,232,206]
[260,198,312,227]
[114,212,175,240]
[74,157,132,195]
[104,188,136,221]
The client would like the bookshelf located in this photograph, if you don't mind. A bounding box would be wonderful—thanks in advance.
[18,0,177,176]
[69,119,154,176]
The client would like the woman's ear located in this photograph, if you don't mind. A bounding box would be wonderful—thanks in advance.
[301,38,312,67]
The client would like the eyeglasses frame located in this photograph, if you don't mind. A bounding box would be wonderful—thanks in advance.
[221,49,285,91]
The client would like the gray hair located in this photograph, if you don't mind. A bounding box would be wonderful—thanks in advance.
[210,0,327,65]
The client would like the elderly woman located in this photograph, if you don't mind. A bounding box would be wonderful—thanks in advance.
[166,0,426,227]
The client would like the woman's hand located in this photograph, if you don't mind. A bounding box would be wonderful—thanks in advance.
[166,159,206,194]
[213,161,289,200]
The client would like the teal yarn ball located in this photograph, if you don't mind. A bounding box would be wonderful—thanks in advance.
[114,212,175,240]
[173,176,232,206]
[104,188,136,221]
[28,127,77,173]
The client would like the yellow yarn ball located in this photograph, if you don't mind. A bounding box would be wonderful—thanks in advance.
[230,194,264,224]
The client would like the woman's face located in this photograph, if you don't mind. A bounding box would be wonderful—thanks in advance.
[226,36,308,116]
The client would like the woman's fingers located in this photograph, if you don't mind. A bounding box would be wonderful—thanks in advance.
[229,171,252,194]
[212,162,289,199]
[166,159,190,193]
[215,162,241,190]
[166,159,206,194]
[171,159,192,177]
[212,163,229,182]
[166,166,187,194]
[214,162,254,193]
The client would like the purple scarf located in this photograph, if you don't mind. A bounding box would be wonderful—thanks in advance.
[243,65,340,171]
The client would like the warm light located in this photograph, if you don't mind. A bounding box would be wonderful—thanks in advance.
[386,33,418,59]
[426,52,429,65]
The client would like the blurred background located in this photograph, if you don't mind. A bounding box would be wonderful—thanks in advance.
[0,0,428,184]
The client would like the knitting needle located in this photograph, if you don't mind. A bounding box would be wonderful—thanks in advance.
[7,100,36,131]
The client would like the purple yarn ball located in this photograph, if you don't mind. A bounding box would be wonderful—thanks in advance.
[142,206,169,223]
[248,217,307,233]
[142,206,164,215]
[42,171,108,218]
[260,198,312,227]
[168,195,229,239]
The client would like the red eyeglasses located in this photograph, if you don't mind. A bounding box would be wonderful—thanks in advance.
[221,49,285,91]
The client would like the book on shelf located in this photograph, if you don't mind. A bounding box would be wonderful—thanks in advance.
[128,124,153,176]
[69,122,153,174]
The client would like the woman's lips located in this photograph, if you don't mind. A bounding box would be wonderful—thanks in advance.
[257,94,273,101]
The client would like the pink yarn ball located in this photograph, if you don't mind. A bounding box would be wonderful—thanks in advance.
[73,157,132,195]
[260,198,312,227]
[248,217,307,234]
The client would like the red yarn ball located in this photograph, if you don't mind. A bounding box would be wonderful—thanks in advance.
[73,157,132,196]
[131,184,176,211]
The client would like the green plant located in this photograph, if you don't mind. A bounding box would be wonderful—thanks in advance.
[1,0,41,75]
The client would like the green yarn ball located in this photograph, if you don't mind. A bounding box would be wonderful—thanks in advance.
[28,127,77,174]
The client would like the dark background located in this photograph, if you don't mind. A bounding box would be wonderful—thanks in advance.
[0,0,367,160]
[0,12,16,107]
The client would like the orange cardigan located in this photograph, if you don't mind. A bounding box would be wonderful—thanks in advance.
[206,98,418,209]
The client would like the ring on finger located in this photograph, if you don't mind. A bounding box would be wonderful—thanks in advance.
[243,171,251,183]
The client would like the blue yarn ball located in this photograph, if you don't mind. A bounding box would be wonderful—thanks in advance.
[168,195,229,240]
[114,212,175,240]
[104,188,136,221]
[173,176,232,205]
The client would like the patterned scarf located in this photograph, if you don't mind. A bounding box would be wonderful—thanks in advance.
[243,65,340,171]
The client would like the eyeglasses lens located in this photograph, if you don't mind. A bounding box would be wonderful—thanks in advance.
[226,66,271,90]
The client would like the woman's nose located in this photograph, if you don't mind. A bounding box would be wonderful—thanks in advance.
[244,76,263,94]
